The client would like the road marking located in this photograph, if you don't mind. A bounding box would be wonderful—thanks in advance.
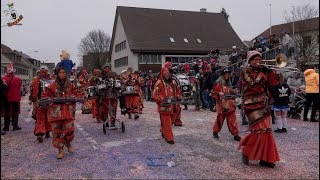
[75,123,99,150]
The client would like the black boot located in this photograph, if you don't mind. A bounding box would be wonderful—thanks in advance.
[37,135,43,143]
[242,154,249,165]
[212,132,219,139]
[13,126,21,131]
[282,128,287,133]
[259,160,275,168]
[45,132,50,138]
[234,135,241,141]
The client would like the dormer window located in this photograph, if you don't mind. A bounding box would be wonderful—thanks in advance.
[169,37,175,43]
[196,38,202,43]
[184,38,188,43]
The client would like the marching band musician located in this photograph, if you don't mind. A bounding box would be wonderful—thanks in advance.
[164,62,183,126]
[211,69,241,141]
[101,65,119,129]
[238,50,280,168]
[30,70,41,120]
[78,69,91,114]
[42,67,78,159]
[137,74,144,114]
[124,68,141,119]
[29,66,52,143]
[153,67,183,144]
[89,69,102,122]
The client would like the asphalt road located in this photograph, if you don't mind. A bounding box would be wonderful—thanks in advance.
[1,97,319,179]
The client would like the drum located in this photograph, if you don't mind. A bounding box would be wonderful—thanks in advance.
[122,86,138,95]
[38,98,53,107]
[86,86,98,99]
[114,80,122,88]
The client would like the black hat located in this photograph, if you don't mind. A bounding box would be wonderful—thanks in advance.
[222,69,231,74]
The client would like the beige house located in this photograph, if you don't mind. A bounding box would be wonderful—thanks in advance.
[110,6,244,73]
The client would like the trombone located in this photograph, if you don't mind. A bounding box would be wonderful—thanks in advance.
[260,53,300,72]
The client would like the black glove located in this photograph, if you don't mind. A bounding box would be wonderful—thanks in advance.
[260,66,270,73]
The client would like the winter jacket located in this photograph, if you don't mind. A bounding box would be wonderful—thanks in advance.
[271,83,291,106]
[56,59,74,75]
[2,74,22,102]
[304,69,319,93]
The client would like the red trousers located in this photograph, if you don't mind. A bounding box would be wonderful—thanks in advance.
[212,111,239,136]
[101,98,117,123]
[51,118,75,149]
[125,95,140,114]
[92,99,102,120]
[173,105,182,126]
[34,108,51,136]
[160,113,175,141]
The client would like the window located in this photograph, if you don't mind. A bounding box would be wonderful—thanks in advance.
[196,38,202,43]
[184,38,188,43]
[169,37,175,43]
[138,54,162,64]
[114,56,128,68]
[115,41,127,52]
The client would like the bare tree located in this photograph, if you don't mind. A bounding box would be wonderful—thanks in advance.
[78,29,111,69]
[283,4,319,69]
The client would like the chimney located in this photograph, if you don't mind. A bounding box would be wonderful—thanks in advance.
[200,8,207,12]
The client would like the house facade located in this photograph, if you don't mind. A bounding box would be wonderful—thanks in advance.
[1,44,36,84]
[110,6,244,73]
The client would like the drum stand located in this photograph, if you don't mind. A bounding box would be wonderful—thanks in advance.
[101,98,125,134]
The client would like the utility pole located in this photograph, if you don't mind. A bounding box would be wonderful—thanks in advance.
[269,3,272,36]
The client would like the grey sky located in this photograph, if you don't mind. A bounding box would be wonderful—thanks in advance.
[1,0,319,66]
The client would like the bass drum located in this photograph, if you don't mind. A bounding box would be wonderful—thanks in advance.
[86,86,98,99]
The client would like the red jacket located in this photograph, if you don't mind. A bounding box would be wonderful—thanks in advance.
[2,74,22,102]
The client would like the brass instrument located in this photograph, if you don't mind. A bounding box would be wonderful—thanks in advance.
[260,53,300,72]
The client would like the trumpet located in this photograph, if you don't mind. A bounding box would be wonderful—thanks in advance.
[260,53,300,72]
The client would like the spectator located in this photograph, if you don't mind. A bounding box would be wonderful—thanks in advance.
[303,66,319,122]
[2,63,22,131]
[281,32,294,57]
[1,79,7,136]
[271,73,291,133]
[146,76,153,101]
[202,66,214,111]
[287,72,303,103]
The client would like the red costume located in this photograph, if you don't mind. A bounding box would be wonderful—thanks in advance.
[164,61,183,126]
[211,71,240,141]
[153,67,182,144]
[100,69,119,126]
[29,69,52,142]
[238,51,280,167]
[79,70,91,114]
[124,73,141,119]
[89,69,102,122]
[42,79,78,150]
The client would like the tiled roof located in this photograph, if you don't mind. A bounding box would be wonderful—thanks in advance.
[111,6,244,54]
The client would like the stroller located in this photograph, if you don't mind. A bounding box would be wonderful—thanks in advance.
[287,87,306,119]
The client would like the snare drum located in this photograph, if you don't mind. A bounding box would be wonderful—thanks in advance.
[114,80,122,88]
[86,86,98,99]
[122,86,138,95]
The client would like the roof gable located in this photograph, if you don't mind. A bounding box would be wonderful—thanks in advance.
[115,6,244,53]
